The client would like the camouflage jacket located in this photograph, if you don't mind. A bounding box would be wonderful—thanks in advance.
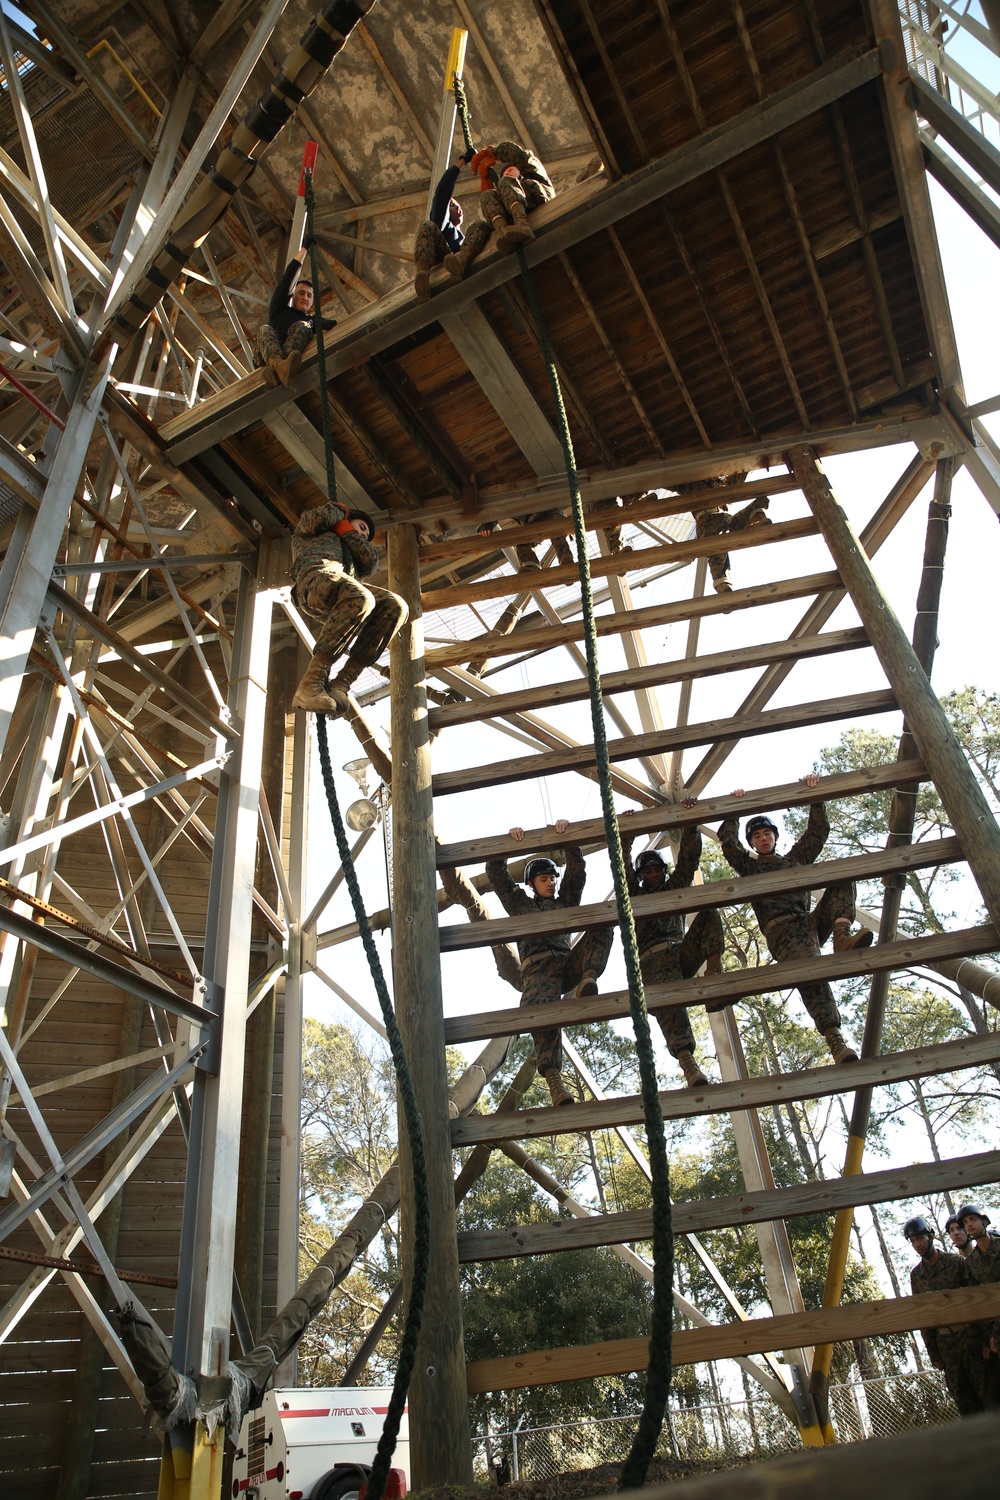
[490,141,554,196]
[486,844,585,964]
[718,802,830,931]
[910,1250,973,1363]
[967,1232,1000,1286]
[694,498,766,540]
[622,826,701,956]
[291,502,378,583]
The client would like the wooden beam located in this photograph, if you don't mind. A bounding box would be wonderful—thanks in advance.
[457,1148,1000,1261]
[426,568,843,672]
[793,447,1000,932]
[465,1283,1000,1392]
[158,49,882,463]
[441,838,965,959]
[433,755,921,865]
[418,475,796,566]
[431,687,898,796]
[453,1023,1000,1152]
[429,627,869,731]
[421,515,819,610]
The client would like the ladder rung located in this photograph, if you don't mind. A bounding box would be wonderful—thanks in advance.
[441,823,961,967]
[450,1020,1000,1146]
[432,689,898,796]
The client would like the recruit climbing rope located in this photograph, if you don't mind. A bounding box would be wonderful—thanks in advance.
[514,249,674,1490]
[316,718,430,1500]
[303,170,429,1500]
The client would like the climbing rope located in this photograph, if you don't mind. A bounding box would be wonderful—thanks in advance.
[303,170,339,513]
[303,172,428,1500]
[315,718,430,1500]
[452,72,475,156]
[515,249,674,1489]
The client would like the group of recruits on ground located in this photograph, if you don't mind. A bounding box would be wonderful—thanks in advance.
[252,143,770,713]
[905,1205,1000,1415]
[485,786,873,1108]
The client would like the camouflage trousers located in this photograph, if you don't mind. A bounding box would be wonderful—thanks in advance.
[586,497,624,554]
[254,319,313,369]
[936,1327,991,1415]
[642,910,724,1058]
[293,561,407,675]
[515,509,574,570]
[520,927,614,1073]
[413,217,490,268]
[695,505,769,585]
[764,882,856,1034]
[480,174,553,227]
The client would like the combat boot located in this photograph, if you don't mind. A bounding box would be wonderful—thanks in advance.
[414,257,432,302]
[824,1027,859,1065]
[292,655,342,715]
[713,578,733,594]
[506,199,536,245]
[543,1068,576,1107]
[575,971,599,999]
[677,1050,709,1088]
[832,924,875,954]
[269,348,303,387]
[491,213,532,255]
[443,242,479,283]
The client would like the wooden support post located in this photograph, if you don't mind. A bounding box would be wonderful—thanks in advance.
[388,523,472,1488]
[789,445,1000,929]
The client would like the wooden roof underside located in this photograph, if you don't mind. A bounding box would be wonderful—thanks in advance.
[160,0,942,536]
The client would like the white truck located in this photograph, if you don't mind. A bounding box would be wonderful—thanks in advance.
[231,1387,409,1500]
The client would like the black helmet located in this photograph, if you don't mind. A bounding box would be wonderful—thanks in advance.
[745,814,779,845]
[957,1203,991,1230]
[524,856,558,887]
[944,1215,964,1235]
[347,509,373,531]
[903,1215,936,1241]
[635,850,668,878]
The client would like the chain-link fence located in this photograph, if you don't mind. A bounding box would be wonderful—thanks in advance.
[472,1371,958,1481]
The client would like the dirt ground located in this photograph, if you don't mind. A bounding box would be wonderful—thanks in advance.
[410,1454,732,1500]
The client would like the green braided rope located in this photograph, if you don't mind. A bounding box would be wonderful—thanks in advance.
[303,171,338,512]
[452,72,475,156]
[515,249,673,1489]
[315,717,430,1500]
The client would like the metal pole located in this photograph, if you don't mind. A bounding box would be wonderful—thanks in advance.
[171,567,274,1381]
[388,522,472,1487]
[426,29,468,216]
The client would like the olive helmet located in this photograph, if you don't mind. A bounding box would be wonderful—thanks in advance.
[635,850,668,878]
[745,814,779,845]
[524,856,559,888]
[957,1203,991,1230]
[903,1215,936,1241]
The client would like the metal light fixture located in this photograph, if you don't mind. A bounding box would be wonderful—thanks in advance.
[343,757,371,795]
[346,797,380,832]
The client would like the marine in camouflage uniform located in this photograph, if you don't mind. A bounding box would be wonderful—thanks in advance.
[473,141,555,255]
[254,248,335,387]
[413,157,490,299]
[694,496,771,592]
[964,1216,1000,1403]
[485,842,612,1101]
[910,1244,991,1414]
[718,800,866,1063]
[621,824,723,1088]
[290,502,407,713]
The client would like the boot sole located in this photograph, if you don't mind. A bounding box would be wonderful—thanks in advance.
[576,978,598,998]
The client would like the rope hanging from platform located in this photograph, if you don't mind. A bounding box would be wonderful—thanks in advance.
[514,248,674,1490]
[304,170,339,512]
[315,716,430,1500]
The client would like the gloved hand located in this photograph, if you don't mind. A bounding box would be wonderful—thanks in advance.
[302,233,317,250]
[458,148,475,166]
